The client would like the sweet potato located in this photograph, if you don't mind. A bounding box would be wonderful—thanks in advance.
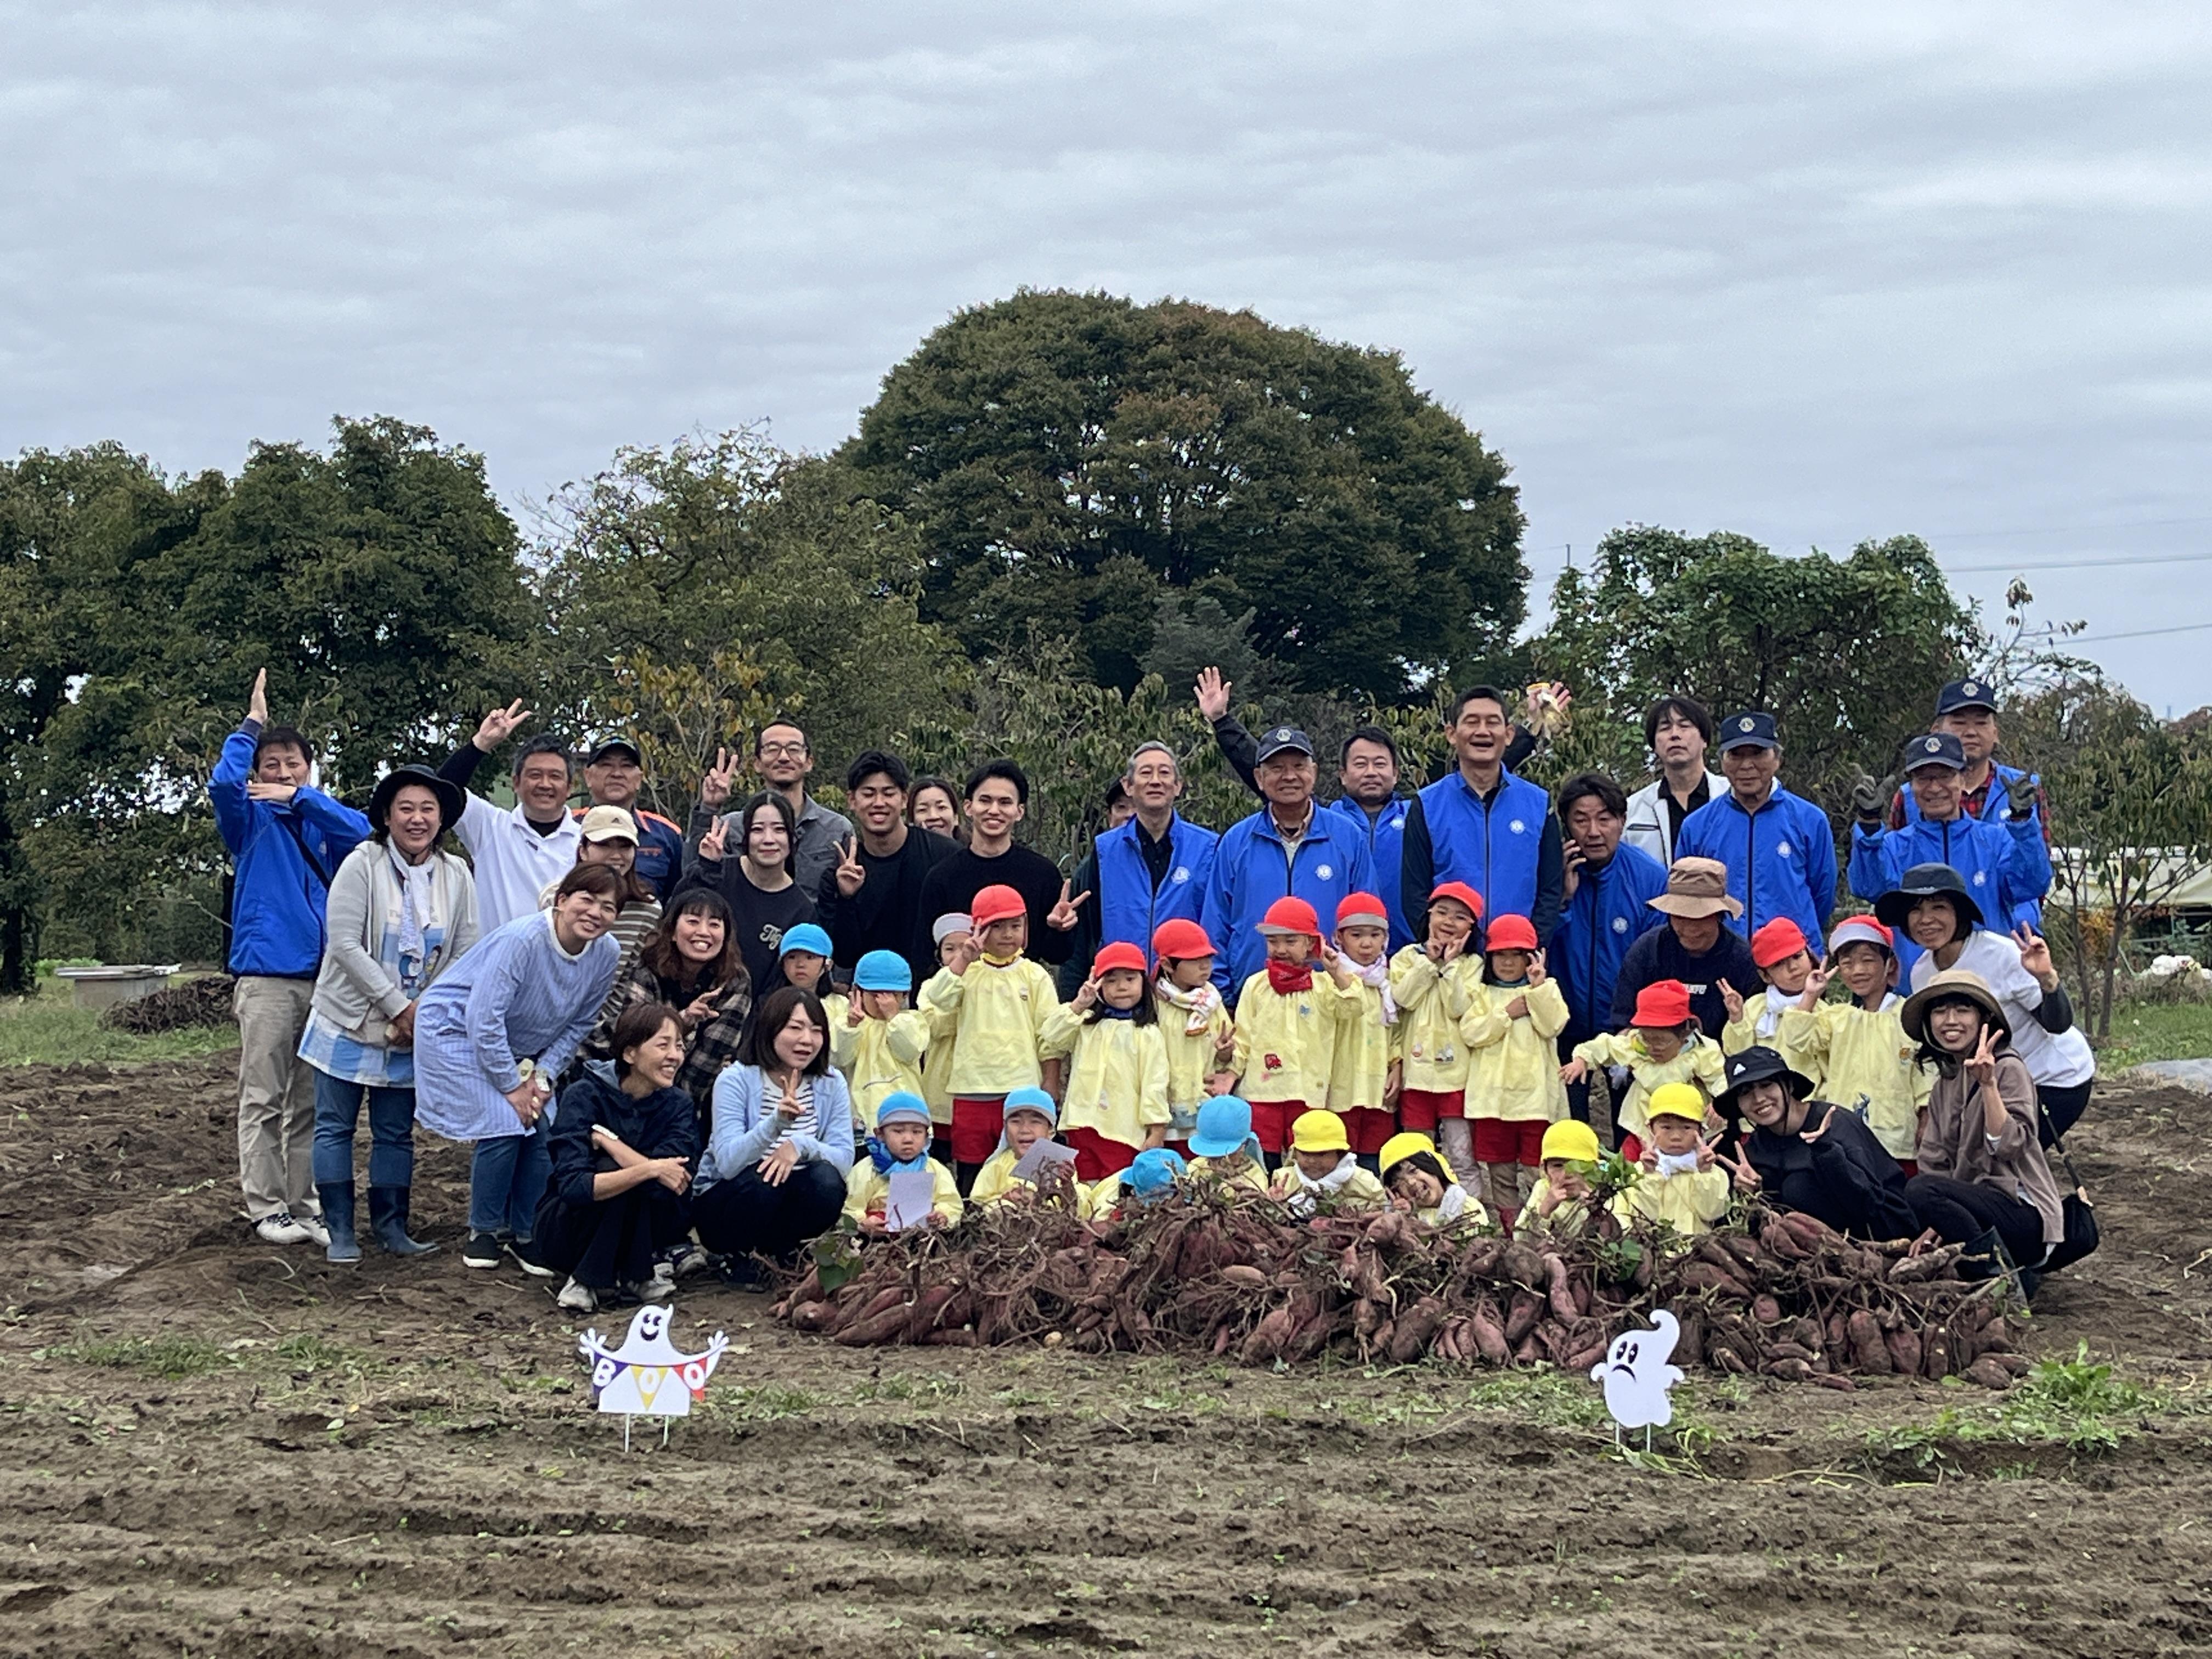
[788,1300,832,1333]
[1758,1220,1808,1262]
[1761,1356,1814,1381]
[1778,1210,1841,1250]
[1678,1261,1750,1300]
[1240,1305,1299,1365]
[836,1300,917,1345]
[1751,1294,1784,1327]
[1504,1289,1544,1344]
[1811,1372,1857,1391]
[1847,1311,1892,1374]
[1512,1333,1541,1364]
[1211,1322,1235,1357]
[1825,1312,1849,1353]
[1788,1316,1822,1353]
[1499,1243,1547,1288]
[1543,1255,1579,1323]
[1711,1345,1748,1374]
[1370,1318,1395,1358]
[1719,1235,1766,1273]
[1884,1327,1923,1376]
[1470,1300,1510,1364]
[1921,1325,1953,1379]
[1890,1242,1966,1283]
[1963,1356,2016,1391]
[1222,1264,1268,1291]
[1763,1339,1818,1364]
[903,1284,958,1340]
[1390,1296,1447,1364]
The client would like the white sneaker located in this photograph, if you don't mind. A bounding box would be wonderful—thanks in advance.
[642,1263,677,1302]
[556,1276,597,1314]
[254,1212,313,1245]
[293,1212,331,1247]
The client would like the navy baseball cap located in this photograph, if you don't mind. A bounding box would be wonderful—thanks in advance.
[1903,732,1967,773]
[1717,712,1779,752]
[1934,678,1998,716]
[586,735,643,765]
[1254,726,1316,763]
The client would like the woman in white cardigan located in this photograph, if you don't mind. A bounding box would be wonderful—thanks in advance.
[300,765,479,1262]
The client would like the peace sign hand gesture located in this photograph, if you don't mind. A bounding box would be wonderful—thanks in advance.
[1719,980,1746,1024]
[1965,1026,2000,1092]
[1046,878,1088,933]
[1719,1142,1762,1193]
[2012,924,2056,986]
[1525,947,1548,988]
[1798,1108,1833,1146]
[1070,975,1101,1013]
[472,698,532,753]
[1798,962,1831,1009]
[833,835,866,897]
[697,815,731,863]
[699,746,738,810]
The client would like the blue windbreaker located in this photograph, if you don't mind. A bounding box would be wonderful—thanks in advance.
[1674,783,1838,951]
[212,723,371,978]
[1200,808,1376,1001]
[1406,768,1556,933]
[1849,812,2046,973]
[1095,812,1218,954]
[1325,794,1413,952]
[1549,841,1671,1037]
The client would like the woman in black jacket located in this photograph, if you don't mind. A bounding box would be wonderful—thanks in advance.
[1712,1046,1918,1240]
[537,1002,698,1314]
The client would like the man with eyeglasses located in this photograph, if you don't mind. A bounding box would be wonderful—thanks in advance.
[688,719,854,901]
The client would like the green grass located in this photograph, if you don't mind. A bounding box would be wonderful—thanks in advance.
[34,1335,239,1378]
[0,976,237,1068]
[2097,998,2212,1074]
[1860,1344,2176,1465]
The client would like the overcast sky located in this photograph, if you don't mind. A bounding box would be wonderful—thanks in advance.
[8,3,2208,713]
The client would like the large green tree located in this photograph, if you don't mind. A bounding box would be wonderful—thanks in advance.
[1533,528,1982,817]
[836,290,1527,701]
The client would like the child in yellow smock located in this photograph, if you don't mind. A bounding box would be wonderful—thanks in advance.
[1041,944,1171,1182]
[1460,913,1570,1232]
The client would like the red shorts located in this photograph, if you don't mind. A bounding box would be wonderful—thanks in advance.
[1397,1088,1465,1133]
[950,1094,1006,1165]
[1063,1126,1139,1183]
[1473,1118,1548,1167]
[1895,1158,1918,1178]
[1616,1132,1644,1166]
[1341,1107,1396,1156]
[1248,1098,1301,1155]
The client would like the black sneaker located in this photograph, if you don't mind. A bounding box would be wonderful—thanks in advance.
[508,1238,558,1278]
[462,1231,504,1269]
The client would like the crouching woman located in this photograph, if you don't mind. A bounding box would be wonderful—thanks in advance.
[1900,969,2066,1287]
[537,1003,698,1314]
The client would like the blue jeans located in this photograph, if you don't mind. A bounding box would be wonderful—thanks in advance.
[311,1066,418,1188]
[469,1119,551,1240]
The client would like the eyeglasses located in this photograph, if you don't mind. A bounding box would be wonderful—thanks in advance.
[758,741,808,759]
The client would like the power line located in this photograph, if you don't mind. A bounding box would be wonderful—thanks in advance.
[1926,513,2212,541]
[2072,619,2212,644]
[1944,550,2212,574]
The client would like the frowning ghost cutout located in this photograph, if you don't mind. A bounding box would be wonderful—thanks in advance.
[1592,1309,1684,1432]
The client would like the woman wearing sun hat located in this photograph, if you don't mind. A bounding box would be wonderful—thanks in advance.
[1709,1045,1916,1240]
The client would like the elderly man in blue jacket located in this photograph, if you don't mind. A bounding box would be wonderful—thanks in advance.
[1201,726,1375,1001]
[212,672,371,1246]
[1674,712,1838,952]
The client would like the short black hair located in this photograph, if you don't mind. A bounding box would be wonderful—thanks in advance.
[846,750,911,793]
[253,725,314,766]
[1555,772,1628,822]
[736,790,798,876]
[1446,686,1510,724]
[964,758,1029,805]
[1340,725,1400,766]
[755,718,808,754]
[1643,695,1713,749]
[740,986,832,1075]
[512,733,572,778]
[1104,777,1130,809]
[610,1002,682,1079]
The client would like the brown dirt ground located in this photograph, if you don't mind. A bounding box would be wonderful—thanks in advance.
[1,1056,2209,1658]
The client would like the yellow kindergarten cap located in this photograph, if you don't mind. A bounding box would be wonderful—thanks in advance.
[1378,1130,1464,1188]
[1539,1120,1602,1164]
[1290,1110,1350,1154]
[1645,1083,1707,1124]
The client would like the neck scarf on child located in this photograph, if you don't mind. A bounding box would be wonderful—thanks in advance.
[864,1136,933,1176]
[980,950,1022,969]
[1433,1183,1471,1223]
[1757,984,1792,1039]
[1266,958,1314,995]
[1347,953,1396,1024]
[1154,974,1223,1036]
[1283,1152,1362,1218]
[1096,1002,1136,1020]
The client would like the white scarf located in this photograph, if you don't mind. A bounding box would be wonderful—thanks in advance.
[1155,974,1225,1037]
[1348,954,1397,1024]
[1433,1184,1471,1224]
[388,849,442,992]
[1284,1152,1362,1217]
[1756,983,1792,1039]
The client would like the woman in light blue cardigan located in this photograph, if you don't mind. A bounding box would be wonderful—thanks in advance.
[694,985,854,1275]
[414,864,621,1274]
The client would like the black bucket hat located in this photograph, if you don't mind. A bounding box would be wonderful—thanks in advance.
[1712,1045,1814,1120]
[1872,861,1984,933]
[369,764,465,835]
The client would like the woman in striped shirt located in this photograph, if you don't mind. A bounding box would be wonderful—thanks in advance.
[414,863,623,1274]
[694,985,855,1278]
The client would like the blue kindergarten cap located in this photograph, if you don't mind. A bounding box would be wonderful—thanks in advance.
[1187,1095,1255,1158]
[1002,1086,1058,1127]
[1717,712,1779,752]
[778,923,833,959]
[853,949,912,992]
[874,1091,932,1130]
[1124,1147,1187,1201]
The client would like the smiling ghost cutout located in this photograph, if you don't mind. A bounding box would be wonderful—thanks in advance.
[1592,1309,1684,1432]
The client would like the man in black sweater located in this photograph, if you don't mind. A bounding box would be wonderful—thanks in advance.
[812,751,957,986]
[1608,856,1764,1039]
[913,760,1082,969]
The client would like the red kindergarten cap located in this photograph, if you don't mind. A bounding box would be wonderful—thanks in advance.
[1335,893,1389,931]
[1151,917,1216,962]
[1631,979,1695,1028]
[1827,915,1894,955]
[1484,914,1538,953]
[1428,881,1485,922]
[1258,896,1322,937]
[1092,941,1148,977]
[969,884,1027,928]
[1750,916,1810,969]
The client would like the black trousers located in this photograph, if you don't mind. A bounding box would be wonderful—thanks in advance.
[1904,1173,2048,1269]
[534,1183,692,1289]
[692,1158,846,1261]
[2037,1081,2092,1148]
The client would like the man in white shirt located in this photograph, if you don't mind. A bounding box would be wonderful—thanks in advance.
[438,699,583,930]
[1623,695,1726,866]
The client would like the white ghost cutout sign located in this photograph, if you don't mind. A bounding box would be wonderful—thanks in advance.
[578,1304,729,1418]
[1592,1309,1684,1441]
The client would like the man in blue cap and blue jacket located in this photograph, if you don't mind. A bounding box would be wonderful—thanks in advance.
[1673,712,1837,951]
[1890,677,2047,834]
[1200,726,1375,1001]
[212,670,370,1246]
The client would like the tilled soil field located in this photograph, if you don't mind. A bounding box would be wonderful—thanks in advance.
[1,1054,2209,1657]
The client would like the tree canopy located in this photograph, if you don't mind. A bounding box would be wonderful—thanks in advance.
[837,290,1527,702]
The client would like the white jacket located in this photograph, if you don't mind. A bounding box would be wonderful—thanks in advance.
[1622,771,1726,867]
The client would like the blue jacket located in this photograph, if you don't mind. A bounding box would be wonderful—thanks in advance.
[1849,813,2047,973]
[1326,794,1413,953]
[1891,768,2051,931]
[212,723,371,979]
[1402,768,1565,941]
[1674,783,1838,951]
[1549,841,1671,1037]
[1201,808,1376,1001]
[1899,759,2036,826]
[1096,812,1217,956]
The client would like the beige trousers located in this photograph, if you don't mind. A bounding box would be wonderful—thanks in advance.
[232,975,320,1221]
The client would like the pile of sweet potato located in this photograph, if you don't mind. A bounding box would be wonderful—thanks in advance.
[772,1188,2027,1389]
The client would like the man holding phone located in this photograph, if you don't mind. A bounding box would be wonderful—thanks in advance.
[1549,774,1668,1125]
